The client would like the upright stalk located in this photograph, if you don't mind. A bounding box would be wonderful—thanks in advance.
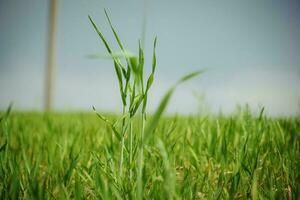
[129,118,133,181]
[137,111,145,200]
[140,112,145,146]
[119,106,126,177]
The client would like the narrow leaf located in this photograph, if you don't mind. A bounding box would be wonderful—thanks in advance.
[104,9,124,51]
[0,103,13,123]
[139,40,145,85]
[146,74,154,92]
[152,37,157,73]
[92,106,122,141]
[144,87,175,143]
[178,70,204,84]
[88,15,112,54]
[104,9,134,74]
[114,62,126,105]
[144,70,203,142]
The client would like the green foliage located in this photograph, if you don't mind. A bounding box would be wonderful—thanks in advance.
[88,10,202,200]
[0,112,299,199]
[0,10,299,200]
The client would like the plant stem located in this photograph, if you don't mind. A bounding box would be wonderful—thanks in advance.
[137,112,145,200]
[119,106,126,177]
[129,119,133,181]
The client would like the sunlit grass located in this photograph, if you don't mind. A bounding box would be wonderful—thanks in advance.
[0,111,299,199]
[0,10,299,199]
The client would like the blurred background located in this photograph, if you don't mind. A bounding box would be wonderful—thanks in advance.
[0,0,300,116]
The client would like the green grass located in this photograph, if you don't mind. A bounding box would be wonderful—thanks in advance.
[0,111,299,199]
[88,10,203,200]
[1,10,299,199]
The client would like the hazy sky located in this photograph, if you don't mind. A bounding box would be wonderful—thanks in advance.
[1,0,300,116]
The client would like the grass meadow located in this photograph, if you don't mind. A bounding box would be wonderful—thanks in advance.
[0,111,299,199]
[1,10,299,200]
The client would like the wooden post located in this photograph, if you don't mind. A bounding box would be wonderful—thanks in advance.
[45,0,58,111]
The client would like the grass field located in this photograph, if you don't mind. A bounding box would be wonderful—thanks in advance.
[0,110,299,199]
[1,10,299,200]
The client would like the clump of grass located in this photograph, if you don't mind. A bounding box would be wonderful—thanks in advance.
[89,9,202,199]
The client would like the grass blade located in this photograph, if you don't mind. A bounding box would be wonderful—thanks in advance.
[93,106,122,141]
[152,37,157,74]
[0,103,13,123]
[144,87,175,143]
[177,70,205,84]
[88,15,112,54]
[144,71,202,142]
[104,9,124,51]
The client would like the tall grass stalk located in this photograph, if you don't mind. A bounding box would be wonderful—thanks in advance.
[119,106,126,177]
[89,9,202,198]
[129,118,133,180]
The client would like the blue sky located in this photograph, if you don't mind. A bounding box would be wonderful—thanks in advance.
[0,0,300,116]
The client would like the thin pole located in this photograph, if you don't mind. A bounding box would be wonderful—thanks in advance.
[45,0,58,111]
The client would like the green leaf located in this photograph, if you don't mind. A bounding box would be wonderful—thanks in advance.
[141,37,157,114]
[129,94,141,111]
[129,80,136,109]
[142,72,153,113]
[104,9,133,77]
[88,15,112,54]
[258,107,265,121]
[146,74,154,93]
[124,67,131,95]
[89,15,126,106]
[177,70,204,84]
[130,95,144,117]
[0,103,13,123]
[63,153,79,185]
[142,94,148,114]
[130,56,139,75]
[144,70,203,143]
[144,87,175,143]
[152,37,157,74]
[104,9,125,51]
[138,40,145,84]
[92,106,122,141]
[114,62,126,106]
